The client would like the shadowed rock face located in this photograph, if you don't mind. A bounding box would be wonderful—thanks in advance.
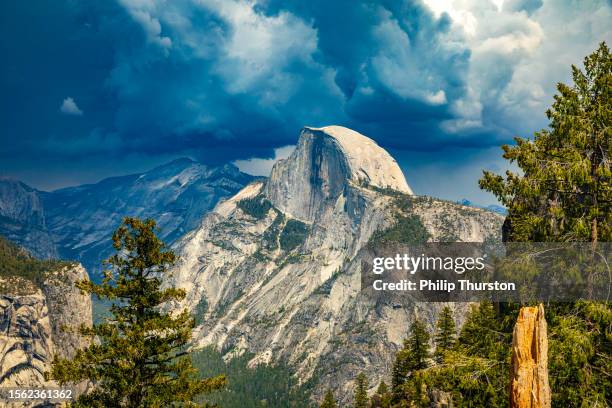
[0,179,57,260]
[167,126,503,403]
[0,264,91,395]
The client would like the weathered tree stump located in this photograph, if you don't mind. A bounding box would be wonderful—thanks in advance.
[509,304,551,408]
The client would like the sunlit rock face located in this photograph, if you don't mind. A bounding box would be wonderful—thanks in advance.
[266,126,412,221]
[0,264,91,397]
[166,126,503,403]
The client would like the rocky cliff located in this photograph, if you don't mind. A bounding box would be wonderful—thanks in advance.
[166,126,504,403]
[0,178,57,260]
[0,240,92,405]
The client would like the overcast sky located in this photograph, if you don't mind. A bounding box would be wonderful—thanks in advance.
[1,0,610,205]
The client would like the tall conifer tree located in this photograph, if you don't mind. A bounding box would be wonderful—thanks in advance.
[48,218,226,407]
[320,389,338,408]
[406,319,431,371]
[480,42,611,243]
[434,306,456,363]
[480,42,611,406]
[371,381,392,408]
[391,318,431,399]
[353,372,369,408]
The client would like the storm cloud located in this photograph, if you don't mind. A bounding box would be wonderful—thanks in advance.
[0,0,610,202]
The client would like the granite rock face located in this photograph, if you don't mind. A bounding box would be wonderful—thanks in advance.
[0,264,92,403]
[166,126,504,403]
[0,285,54,389]
[266,126,412,221]
[41,264,92,361]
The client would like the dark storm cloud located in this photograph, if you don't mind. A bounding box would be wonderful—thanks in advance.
[0,0,610,193]
[0,0,473,167]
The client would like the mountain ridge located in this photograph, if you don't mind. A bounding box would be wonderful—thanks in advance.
[165,126,504,403]
[0,159,254,275]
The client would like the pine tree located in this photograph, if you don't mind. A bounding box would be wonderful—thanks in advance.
[479,42,611,243]
[479,43,612,406]
[353,372,369,408]
[458,302,507,359]
[47,218,226,407]
[370,381,392,408]
[320,389,337,408]
[403,372,429,408]
[406,319,431,370]
[391,318,431,400]
[391,350,409,399]
[434,306,456,363]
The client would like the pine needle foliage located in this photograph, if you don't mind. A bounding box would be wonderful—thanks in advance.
[47,217,226,407]
[353,372,369,408]
[434,306,456,363]
[480,42,611,243]
[320,389,338,408]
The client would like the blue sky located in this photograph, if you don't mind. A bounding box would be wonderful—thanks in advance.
[0,0,610,205]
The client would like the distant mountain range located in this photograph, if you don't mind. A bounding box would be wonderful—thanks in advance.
[456,198,507,215]
[0,159,506,283]
[0,159,254,276]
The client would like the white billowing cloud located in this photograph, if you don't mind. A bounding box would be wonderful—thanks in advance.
[234,145,295,176]
[371,11,458,105]
[200,0,324,105]
[121,0,321,98]
[422,0,481,35]
[118,0,172,51]
[424,0,611,138]
[497,0,612,134]
[110,0,611,154]
[425,90,448,105]
[59,97,83,116]
[115,0,339,130]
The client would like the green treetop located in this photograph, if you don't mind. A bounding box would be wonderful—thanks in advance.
[353,372,369,408]
[405,319,431,371]
[320,388,338,408]
[434,306,456,363]
[391,318,431,399]
[47,217,226,407]
[370,381,392,408]
[480,42,611,243]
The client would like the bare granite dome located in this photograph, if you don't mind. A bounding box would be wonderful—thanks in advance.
[306,126,412,194]
[167,126,503,403]
[265,126,412,220]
